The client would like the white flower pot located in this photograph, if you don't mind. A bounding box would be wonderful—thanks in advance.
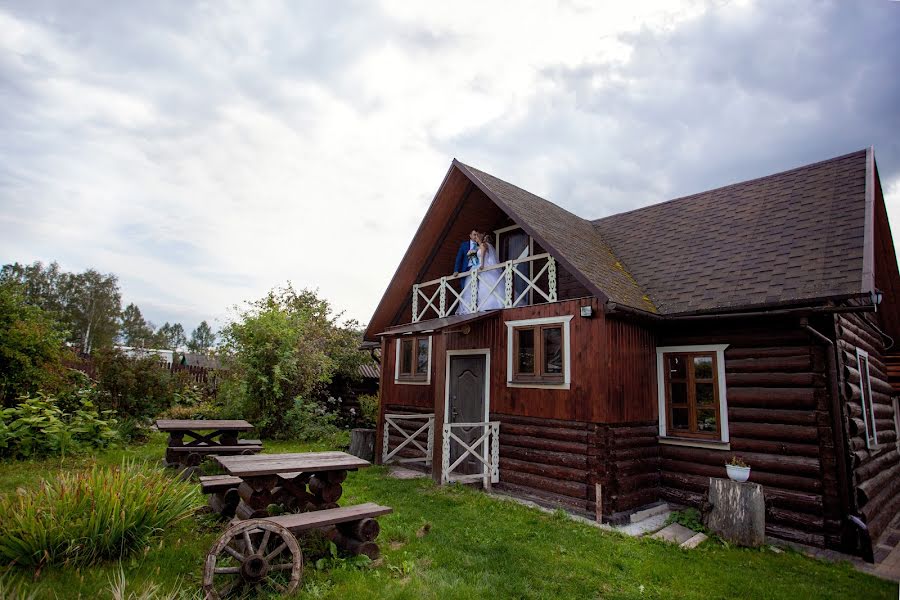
[726,464,751,483]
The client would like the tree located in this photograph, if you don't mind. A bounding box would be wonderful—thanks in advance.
[154,322,187,350]
[218,285,364,437]
[0,262,121,353]
[0,280,68,404]
[188,321,216,353]
[120,303,154,348]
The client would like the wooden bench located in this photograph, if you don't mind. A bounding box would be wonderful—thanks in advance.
[203,502,392,598]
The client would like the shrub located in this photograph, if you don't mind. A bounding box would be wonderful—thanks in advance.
[0,461,199,568]
[0,280,68,405]
[219,285,364,438]
[357,394,379,428]
[93,350,176,418]
[283,397,341,442]
[0,392,118,459]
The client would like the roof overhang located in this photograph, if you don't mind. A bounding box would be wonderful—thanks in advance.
[377,310,499,337]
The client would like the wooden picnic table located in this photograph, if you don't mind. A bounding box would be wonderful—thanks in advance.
[212,451,371,519]
[155,419,261,469]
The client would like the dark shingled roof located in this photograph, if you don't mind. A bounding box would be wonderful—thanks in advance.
[593,150,869,314]
[456,162,656,312]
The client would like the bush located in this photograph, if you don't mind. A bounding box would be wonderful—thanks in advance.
[93,350,177,418]
[357,394,379,428]
[219,285,364,438]
[0,391,118,459]
[282,397,342,442]
[0,461,199,568]
[0,280,68,405]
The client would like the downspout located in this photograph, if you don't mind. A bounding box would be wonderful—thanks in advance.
[800,317,873,562]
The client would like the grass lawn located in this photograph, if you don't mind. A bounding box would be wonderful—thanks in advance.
[0,434,894,599]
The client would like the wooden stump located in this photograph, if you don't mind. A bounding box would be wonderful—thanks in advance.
[703,477,766,547]
[349,428,376,462]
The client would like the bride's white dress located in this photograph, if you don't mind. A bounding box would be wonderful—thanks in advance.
[476,243,504,311]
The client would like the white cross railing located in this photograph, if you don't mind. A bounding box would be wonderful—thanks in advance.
[382,413,435,466]
[412,253,557,322]
[441,421,500,489]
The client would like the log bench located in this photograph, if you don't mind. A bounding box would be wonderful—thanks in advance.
[203,502,392,598]
[165,441,263,468]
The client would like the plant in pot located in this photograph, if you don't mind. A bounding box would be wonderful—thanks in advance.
[725,456,751,482]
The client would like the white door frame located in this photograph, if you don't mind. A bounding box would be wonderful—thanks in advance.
[444,349,491,478]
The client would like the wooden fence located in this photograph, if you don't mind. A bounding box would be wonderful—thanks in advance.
[64,353,222,395]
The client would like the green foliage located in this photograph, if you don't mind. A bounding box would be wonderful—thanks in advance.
[0,280,68,405]
[1,261,122,353]
[283,397,342,443]
[219,284,365,437]
[314,540,372,571]
[665,508,708,534]
[120,303,155,348]
[0,392,118,459]
[155,401,220,421]
[152,322,186,351]
[187,320,216,353]
[93,349,177,418]
[0,461,199,568]
[358,393,380,428]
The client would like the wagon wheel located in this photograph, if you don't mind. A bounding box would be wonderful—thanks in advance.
[203,519,302,599]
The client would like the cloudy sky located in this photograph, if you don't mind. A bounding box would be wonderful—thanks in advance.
[1,0,898,334]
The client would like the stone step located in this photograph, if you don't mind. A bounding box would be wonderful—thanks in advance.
[651,523,697,545]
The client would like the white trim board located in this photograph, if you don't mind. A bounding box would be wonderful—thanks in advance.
[656,344,729,445]
[505,315,573,389]
[856,346,878,449]
[393,335,433,386]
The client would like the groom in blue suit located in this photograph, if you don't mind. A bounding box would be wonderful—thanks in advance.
[453,229,479,275]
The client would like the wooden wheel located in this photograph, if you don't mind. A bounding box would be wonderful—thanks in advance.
[203,519,302,599]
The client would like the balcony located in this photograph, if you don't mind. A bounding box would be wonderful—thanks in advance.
[412,253,558,322]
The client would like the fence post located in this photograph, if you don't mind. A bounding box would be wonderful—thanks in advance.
[426,416,434,467]
[382,419,390,464]
[412,285,419,322]
[441,423,451,484]
[470,270,479,312]
[504,261,513,308]
[490,422,500,484]
[439,278,447,318]
[548,257,557,302]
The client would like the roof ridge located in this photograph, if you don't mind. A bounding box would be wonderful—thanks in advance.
[590,148,868,224]
[454,159,593,225]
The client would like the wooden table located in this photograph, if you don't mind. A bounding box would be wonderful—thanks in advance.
[213,452,371,519]
[156,419,261,469]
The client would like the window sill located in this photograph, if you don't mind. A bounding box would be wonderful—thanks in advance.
[394,379,430,386]
[507,381,570,390]
[659,436,730,451]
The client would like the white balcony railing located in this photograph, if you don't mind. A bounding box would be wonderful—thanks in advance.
[441,421,500,489]
[412,253,557,322]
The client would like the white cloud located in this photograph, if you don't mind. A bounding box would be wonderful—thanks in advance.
[0,0,897,333]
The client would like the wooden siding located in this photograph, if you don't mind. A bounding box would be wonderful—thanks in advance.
[835,310,900,548]
[657,319,837,549]
[601,317,658,423]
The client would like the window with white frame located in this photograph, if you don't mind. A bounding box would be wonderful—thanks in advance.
[856,348,878,449]
[656,344,730,447]
[394,336,431,385]
[506,316,572,388]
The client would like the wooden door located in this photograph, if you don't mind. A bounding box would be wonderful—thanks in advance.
[448,355,487,475]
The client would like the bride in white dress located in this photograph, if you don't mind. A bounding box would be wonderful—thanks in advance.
[475,232,504,311]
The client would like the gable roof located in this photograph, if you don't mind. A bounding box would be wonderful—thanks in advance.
[593,149,870,314]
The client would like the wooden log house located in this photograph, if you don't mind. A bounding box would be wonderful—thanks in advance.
[364,148,900,560]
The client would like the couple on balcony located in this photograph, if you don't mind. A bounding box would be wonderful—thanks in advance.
[453,229,503,314]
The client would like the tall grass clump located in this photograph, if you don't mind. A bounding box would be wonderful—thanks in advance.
[0,461,199,568]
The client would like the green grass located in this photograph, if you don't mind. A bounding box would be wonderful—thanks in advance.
[0,434,894,599]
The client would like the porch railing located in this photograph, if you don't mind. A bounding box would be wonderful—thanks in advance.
[382,413,435,466]
[412,253,557,322]
[441,421,500,488]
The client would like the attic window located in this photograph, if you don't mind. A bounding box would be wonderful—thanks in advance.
[395,336,431,385]
[856,348,878,449]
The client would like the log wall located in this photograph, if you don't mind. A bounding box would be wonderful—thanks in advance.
[835,310,900,547]
[492,413,659,518]
[657,319,837,548]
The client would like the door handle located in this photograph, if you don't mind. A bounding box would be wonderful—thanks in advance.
[451,407,459,418]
